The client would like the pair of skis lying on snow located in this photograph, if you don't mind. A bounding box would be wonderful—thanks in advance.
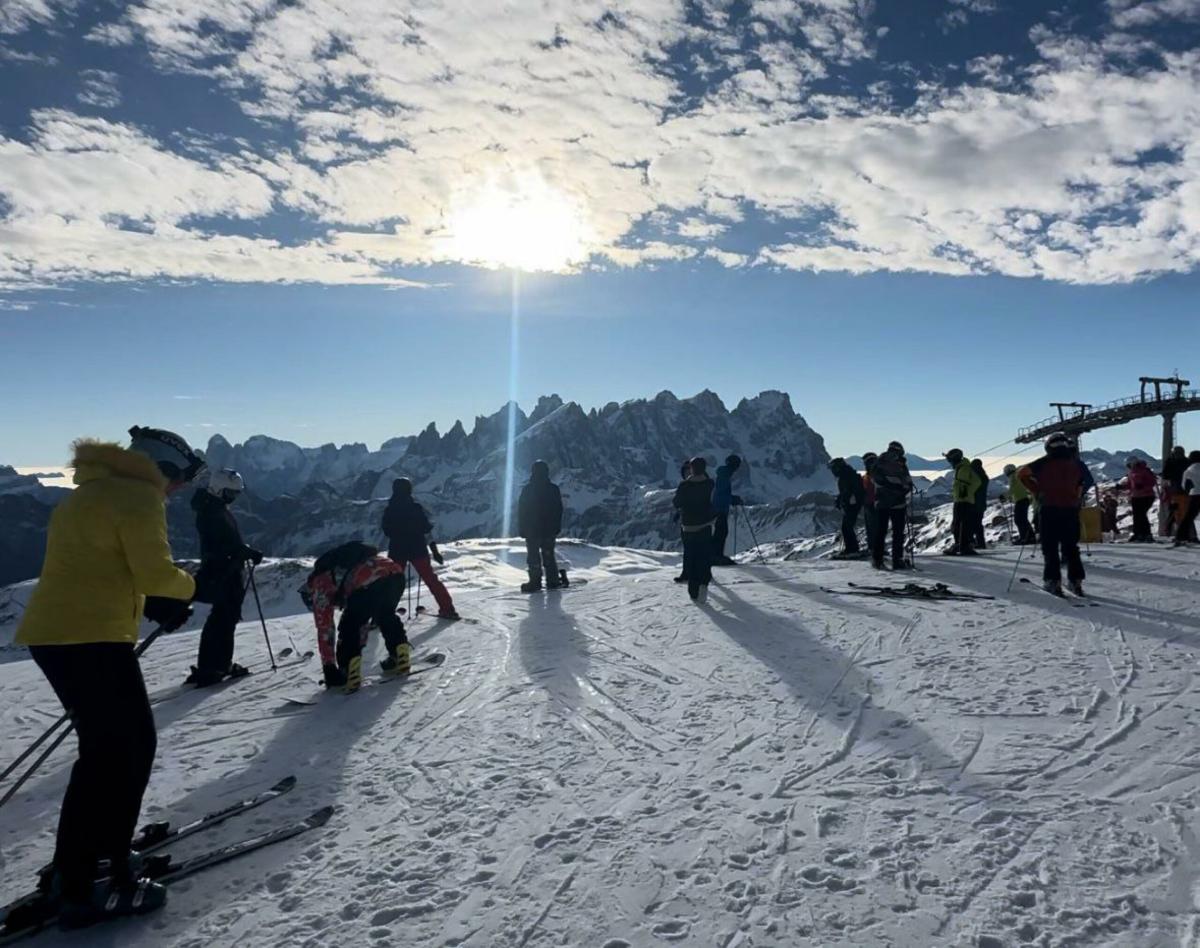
[0,776,331,943]
[820,581,994,601]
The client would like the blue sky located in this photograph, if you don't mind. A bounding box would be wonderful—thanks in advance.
[2,0,1200,466]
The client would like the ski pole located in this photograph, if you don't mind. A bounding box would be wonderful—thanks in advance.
[0,625,168,811]
[415,572,422,614]
[742,506,767,563]
[248,567,277,672]
[1005,537,1028,593]
[406,564,412,615]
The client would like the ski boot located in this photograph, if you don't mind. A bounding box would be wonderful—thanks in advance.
[673,573,687,583]
[227,662,251,679]
[697,585,709,605]
[436,610,461,621]
[1069,580,1085,596]
[56,874,167,930]
[343,656,363,694]
[520,575,543,593]
[381,643,412,678]
[1043,579,1064,596]
[322,663,346,690]
[185,666,225,687]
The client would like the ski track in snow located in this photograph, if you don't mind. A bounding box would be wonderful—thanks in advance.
[1,541,1200,945]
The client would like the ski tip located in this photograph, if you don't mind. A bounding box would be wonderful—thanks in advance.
[307,805,336,828]
[274,776,298,791]
[421,652,448,667]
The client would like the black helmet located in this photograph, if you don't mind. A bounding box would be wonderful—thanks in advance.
[725,454,742,469]
[944,448,964,464]
[690,456,708,475]
[128,426,205,483]
[828,457,844,470]
[1045,431,1070,451]
[862,452,878,468]
[531,459,550,479]
[1003,463,1016,475]
[392,477,413,497]
[887,440,904,455]
[1173,446,1186,458]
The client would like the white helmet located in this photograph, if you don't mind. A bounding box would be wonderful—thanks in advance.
[207,468,245,501]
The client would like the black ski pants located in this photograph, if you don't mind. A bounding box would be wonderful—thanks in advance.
[682,526,713,599]
[951,501,975,553]
[1176,496,1200,544]
[1130,497,1154,540]
[525,537,559,583]
[711,512,731,561]
[872,506,906,567]
[336,574,407,669]
[194,564,245,675]
[840,504,861,554]
[29,642,156,899]
[863,506,879,555]
[973,504,987,549]
[1041,506,1085,584]
[1014,498,1035,543]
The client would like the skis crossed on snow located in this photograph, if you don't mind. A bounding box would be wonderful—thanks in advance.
[0,776,332,943]
[820,582,994,602]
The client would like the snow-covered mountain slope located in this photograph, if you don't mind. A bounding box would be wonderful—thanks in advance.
[3,541,1200,945]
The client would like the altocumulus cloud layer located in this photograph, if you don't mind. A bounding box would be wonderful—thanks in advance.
[1,0,1199,288]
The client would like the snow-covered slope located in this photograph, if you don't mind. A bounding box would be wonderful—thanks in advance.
[3,540,1200,945]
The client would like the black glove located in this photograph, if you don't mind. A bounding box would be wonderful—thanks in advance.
[432,550,445,566]
[242,546,265,566]
[144,596,193,632]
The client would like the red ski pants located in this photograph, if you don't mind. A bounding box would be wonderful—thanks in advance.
[391,556,455,614]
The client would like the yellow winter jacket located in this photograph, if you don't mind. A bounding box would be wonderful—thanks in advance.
[16,441,195,647]
[952,459,982,503]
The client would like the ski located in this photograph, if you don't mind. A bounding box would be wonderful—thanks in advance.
[1018,577,1094,606]
[0,806,333,944]
[283,652,446,706]
[130,775,297,854]
[832,582,994,601]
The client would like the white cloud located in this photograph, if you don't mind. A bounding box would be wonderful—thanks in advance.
[0,0,76,35]
[2,1,1199,287]
[76,69,121,108]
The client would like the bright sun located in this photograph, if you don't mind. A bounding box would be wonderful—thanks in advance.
[445,177,592,272]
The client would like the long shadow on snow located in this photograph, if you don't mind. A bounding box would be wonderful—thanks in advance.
[517,591,590,729]
[704,580,1000,805]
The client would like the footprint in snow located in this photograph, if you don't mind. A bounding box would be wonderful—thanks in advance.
[651,920,690,940]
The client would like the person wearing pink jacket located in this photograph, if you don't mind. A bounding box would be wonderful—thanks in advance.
[1120,458,1158,543]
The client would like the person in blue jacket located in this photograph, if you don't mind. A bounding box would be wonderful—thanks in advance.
[711,454,743,566]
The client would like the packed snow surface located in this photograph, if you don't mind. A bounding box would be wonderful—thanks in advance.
[2,539,1200,946]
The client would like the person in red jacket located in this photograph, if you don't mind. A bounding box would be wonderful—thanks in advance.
[1119,458,1158,542]
[1019,432,1091,596]
[302,542,410,692]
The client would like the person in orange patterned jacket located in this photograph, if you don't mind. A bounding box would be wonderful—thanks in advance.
[301,541,410,692]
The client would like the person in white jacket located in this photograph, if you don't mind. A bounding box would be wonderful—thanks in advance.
[1175,450,1200,547]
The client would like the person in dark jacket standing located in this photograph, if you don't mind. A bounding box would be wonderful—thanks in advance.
[382,478,459,619]
[1019,431,1090,596]
[518,460,564,592]
[971,458,989,550]
[674,456,716,603]
[861,452,879,555]
[674,459,692,583]
[870,442,914,570]
[187,468,262,687]
[829,457,865,557]
[710,454,743,566]
[1163,446,1190,538]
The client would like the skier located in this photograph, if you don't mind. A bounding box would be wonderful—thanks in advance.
[829,457,865,557]
[301,541,410,691]
[1002,463,1036,544]
[971,458,989,549]
[674,456,716,602]
[1019,432,1091,595]
[861,452,879,555]
[870,442,914,570]
[518,460,564,592]
[711,454,744,566]
[1173,451,1200,547]
[1120,459,1158,542]
[673,459,692,584]
[944,448,981,555]
[381,478,459,619]
[15,427,202,927]
[1161,446,1188,537]
[186,468,262,687]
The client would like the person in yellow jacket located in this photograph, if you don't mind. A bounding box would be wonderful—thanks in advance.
[16,426,202,929]
[1001,463,1037,544]
[944,448,982,555]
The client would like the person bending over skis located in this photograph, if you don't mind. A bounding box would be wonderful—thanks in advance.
[16,426,201,928]
[382,477,459,619]
[187,468,263,686]
[301,541,410,692]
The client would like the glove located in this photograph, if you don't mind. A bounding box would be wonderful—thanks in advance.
[144,596,193,633]
[242,546,265,566]
[432,549,445,566]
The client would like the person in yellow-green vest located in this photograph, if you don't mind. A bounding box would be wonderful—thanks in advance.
[944,448,982,555]
[1002,463,1037,544]
[16,427,203,929]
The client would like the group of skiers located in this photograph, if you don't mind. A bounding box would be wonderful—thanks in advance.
[828,442,918,571]
[672,454,745,602]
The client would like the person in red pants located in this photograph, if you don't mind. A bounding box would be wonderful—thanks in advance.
[381,478,459,619]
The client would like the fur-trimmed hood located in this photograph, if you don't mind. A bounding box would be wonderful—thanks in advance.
[71,439,167,492]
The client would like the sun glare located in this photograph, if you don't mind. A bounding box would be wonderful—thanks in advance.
[445,178,592,272]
